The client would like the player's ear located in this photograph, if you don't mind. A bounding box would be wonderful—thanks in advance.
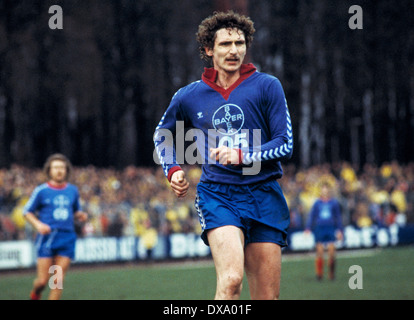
[205,46,213,57]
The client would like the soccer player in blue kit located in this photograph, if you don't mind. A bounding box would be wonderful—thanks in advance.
[154,11,293,299]
[24,153,87,300]
[305,182,343,280]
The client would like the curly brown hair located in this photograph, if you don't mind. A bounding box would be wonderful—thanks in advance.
[196,10,255,64]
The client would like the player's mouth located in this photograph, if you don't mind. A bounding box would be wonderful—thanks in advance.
[226,57,240,64]
[55,172,65,180]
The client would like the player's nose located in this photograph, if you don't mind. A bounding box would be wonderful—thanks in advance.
[229,43,238,54]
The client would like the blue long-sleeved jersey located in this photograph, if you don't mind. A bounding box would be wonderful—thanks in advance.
[154,64,293,185]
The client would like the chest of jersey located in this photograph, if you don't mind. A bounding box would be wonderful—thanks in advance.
[37,188,78,222]
[180,76,270,150]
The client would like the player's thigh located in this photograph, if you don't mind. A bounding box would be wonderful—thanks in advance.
[54,255,72,275]
[36,257,54,283]
[207,226,245,278]
[244,242,281,284]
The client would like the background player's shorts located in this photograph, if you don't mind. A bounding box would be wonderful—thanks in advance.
[195,179,290,247]
[313,225,337,244]
[35,229,77,259]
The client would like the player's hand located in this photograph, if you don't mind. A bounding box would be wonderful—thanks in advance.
[36,222,51,235]
[170,170,190,198]
[210,146,240,165]
[75,211,88,222]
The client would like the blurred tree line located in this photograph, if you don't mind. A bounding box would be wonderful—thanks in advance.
[0,0,413,170]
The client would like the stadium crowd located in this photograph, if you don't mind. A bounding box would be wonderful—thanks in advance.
[1,161,413,247]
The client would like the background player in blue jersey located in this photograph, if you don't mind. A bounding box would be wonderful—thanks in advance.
[24,153,87,300]
[154,11,293,299]
[305,182,343,280]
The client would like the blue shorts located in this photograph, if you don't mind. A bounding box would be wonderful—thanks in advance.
[195,179,290,247]
[35,229,77,260]
[313,226,336,244]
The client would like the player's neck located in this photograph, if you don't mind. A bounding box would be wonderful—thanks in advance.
[48,180,67,189]
[215,69,240,89]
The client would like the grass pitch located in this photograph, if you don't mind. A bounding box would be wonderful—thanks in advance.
[1,246,413,300]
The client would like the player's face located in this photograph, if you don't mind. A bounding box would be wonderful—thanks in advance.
[206,27,246,74]
[49,160,68,184]
[320,185,330,199]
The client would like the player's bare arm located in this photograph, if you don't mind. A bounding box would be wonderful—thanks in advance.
[170,170,190,198]
[24,212,51,235]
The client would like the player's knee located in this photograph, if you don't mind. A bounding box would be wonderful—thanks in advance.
[267,289,279,300]
[220,272,243,297]
[251,283,279,300]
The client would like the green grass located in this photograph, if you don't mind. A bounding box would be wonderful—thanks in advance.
[1,246,413,300]
[280,246,414,300]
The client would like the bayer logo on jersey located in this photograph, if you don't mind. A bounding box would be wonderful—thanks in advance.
[212,104,245,136]
[320,204,332,220]
[52,195,70,220]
